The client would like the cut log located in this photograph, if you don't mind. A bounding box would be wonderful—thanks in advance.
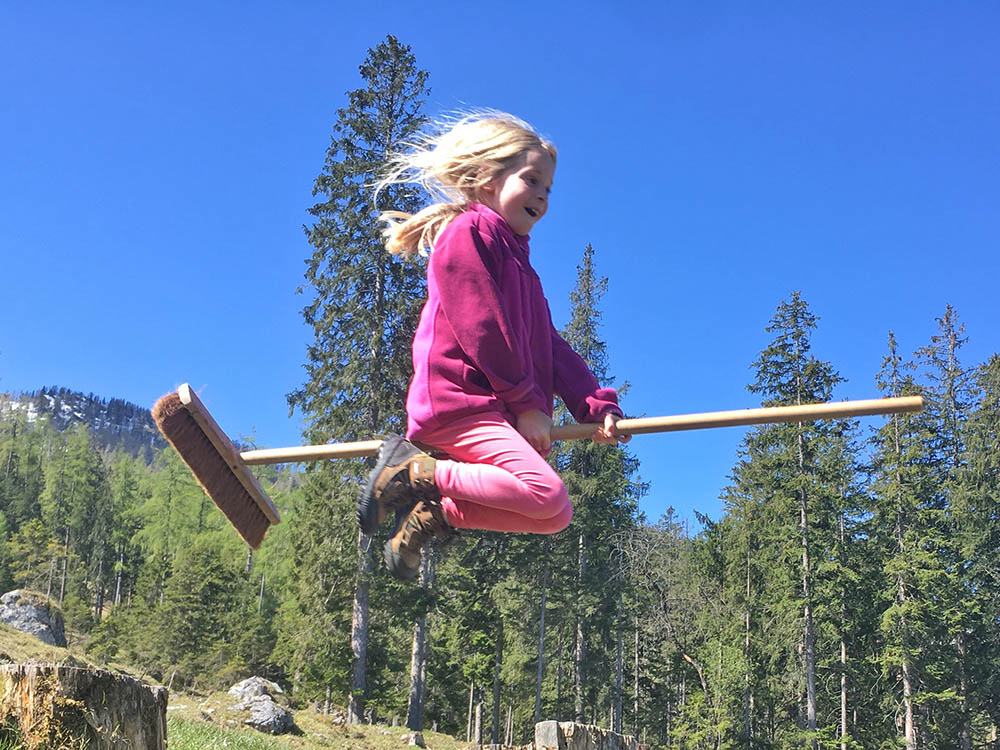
[0,662,167,749]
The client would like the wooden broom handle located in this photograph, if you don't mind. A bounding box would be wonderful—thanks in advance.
[239,396,923,466]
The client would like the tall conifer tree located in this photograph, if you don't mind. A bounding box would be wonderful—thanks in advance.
[552,244,640,725]
[914,306,975,746]
[731,292,850,747]
[870,331,930,748]
[958,354,1000,731]
[281,35,429,721]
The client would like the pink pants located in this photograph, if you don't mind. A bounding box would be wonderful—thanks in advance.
[418,411,572,534]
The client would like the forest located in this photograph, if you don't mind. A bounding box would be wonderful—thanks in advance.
[2,35,999,750]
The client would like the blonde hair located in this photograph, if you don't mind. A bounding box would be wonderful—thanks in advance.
[376,111,557,259]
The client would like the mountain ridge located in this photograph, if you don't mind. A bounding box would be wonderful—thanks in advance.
[0,386,164,461]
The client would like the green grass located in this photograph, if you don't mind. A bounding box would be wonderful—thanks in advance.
[169,718,295,749]
[166,696,473,750]
[2,625,472,750]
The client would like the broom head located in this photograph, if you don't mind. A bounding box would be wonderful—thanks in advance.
[152,384,279,549]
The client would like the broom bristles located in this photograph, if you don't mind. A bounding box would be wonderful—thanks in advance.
[152,391,273,549]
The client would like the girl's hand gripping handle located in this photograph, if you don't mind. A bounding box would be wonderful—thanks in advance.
[516,409,554,453]
[591,413,631,445]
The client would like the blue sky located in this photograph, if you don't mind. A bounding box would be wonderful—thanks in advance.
[2,2,997,526]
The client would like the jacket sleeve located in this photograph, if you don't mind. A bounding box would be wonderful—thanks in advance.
[551,326,623,423]
[431,217,548,416]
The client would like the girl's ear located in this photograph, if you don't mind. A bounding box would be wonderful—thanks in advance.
[476,171,499,205]
[478,169,497,195]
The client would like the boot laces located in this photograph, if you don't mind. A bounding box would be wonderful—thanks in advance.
[399,503,440,546]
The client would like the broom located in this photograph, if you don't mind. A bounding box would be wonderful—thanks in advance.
[152,383,923,549]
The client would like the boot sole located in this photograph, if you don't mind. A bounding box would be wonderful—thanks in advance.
[383,539,420,581]
[357,434,410,535]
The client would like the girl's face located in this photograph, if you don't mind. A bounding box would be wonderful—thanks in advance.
[481,147,555,236]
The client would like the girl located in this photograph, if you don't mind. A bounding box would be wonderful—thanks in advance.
[358,112,627,581]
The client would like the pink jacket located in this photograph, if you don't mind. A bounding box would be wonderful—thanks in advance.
[406,203,621,441]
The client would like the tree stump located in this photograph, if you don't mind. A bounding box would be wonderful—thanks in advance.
[535,721,637,750]
[0,662,167,749]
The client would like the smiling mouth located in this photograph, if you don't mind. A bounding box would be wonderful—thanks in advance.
[525,208,538,217]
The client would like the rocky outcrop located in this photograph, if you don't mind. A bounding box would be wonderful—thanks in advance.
[0,591,67,647]
[226,676,294,735]
[0,662,167,749]
[228,675,283,701]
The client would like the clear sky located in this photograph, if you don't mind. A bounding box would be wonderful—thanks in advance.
[2,2,997,526]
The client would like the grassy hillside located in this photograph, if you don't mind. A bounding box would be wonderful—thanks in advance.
[0,624,470,750]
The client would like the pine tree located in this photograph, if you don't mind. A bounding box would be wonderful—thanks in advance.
[549,244,641,725]
[729,292,852,748]
[154,535,243,689]
[957,354,1000,737]
[914,306,976,747]
[107,454,143,609]
[870,331,931,749]
[281,34,430,721]
[38,423,111,624]
[0,411,45,529]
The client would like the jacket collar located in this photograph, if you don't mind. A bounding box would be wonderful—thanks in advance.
[469,203,531,254]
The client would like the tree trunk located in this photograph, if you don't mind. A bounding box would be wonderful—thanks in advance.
[159,489,171,606]
[45,555,54,601]
[59,526,70,605]
[744,532,752,747]
[196,494,206,536]
[575,533,587,723]
[348,530,372,724]
[93,554,104,623]
[798,427,818,748]
[556,627,563,715]
[474,700,484,744]
[840,638,848,750]
[467,681,475,742]
[3,422,14,481]
[958,630,971,750]
[492,616,504,744]
[407,546,434,731]
[535,552,549,724]
[634,619,640,738]
[895,415,916,750]
[614,589,623,734]
[839,511,848,750]
[406,609,426,730]
[113,546,124,606]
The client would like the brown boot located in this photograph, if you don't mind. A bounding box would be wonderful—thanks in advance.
[383,500,453,581]
[357,434,439,535]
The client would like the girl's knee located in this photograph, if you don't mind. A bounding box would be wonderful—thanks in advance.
[534,483,572,532]
[540,499,572,533]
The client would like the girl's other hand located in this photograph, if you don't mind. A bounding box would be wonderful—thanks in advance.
[593,413,630,445]
[516,409,553,453]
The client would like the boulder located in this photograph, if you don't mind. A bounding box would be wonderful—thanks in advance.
[226,678,293,736]
[235,694,294,734]
[0,591,67,647]
[227,675,283,701]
